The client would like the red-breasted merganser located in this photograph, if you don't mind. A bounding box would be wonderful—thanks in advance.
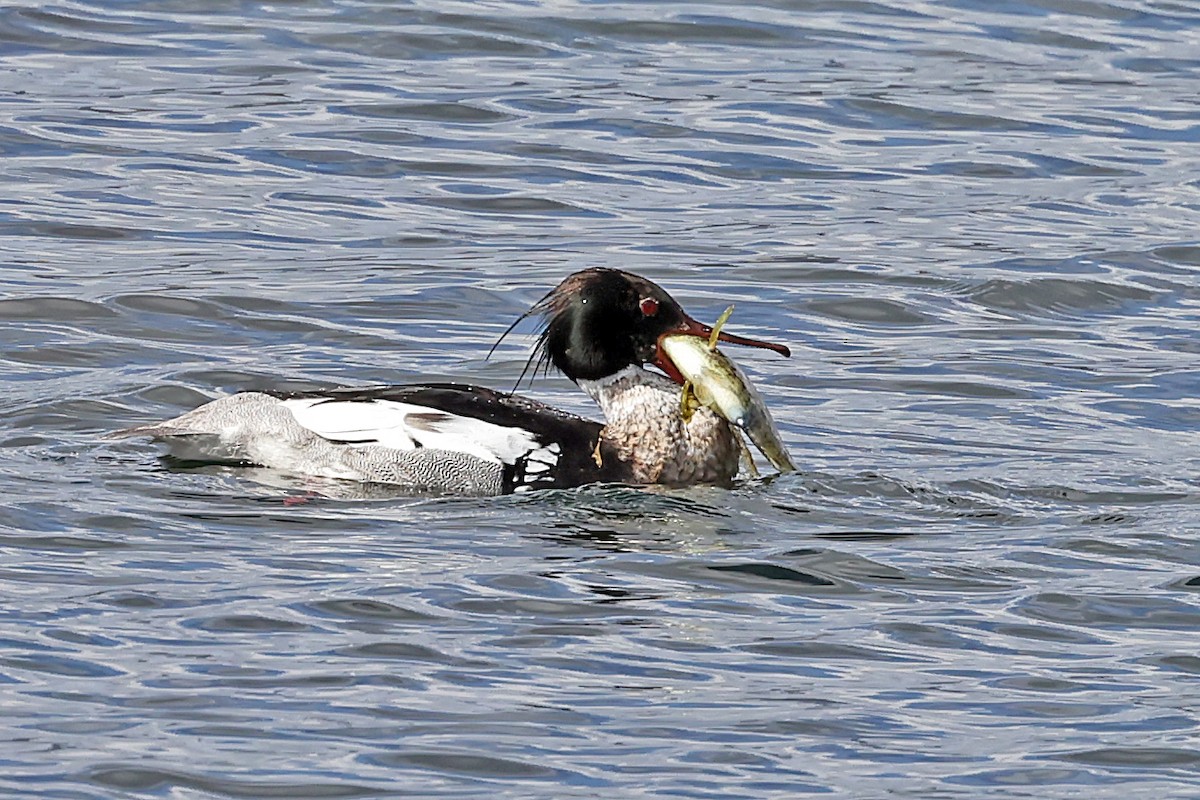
[112,268,791,495]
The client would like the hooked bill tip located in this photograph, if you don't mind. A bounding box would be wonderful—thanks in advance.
[714,329,791,358]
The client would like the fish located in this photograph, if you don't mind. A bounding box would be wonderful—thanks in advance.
[659,306,796,474]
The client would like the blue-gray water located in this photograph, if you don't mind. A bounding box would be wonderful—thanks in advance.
[3,1,1200,797]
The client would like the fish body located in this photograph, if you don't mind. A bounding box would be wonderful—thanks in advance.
[659,333,796,473]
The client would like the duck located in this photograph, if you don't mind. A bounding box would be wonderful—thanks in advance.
[112,267,791,495]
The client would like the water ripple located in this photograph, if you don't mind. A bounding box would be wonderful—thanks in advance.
[3,0,1200,798]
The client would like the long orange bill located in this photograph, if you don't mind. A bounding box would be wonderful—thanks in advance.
[670,314,791,357]
[654,313,790,385]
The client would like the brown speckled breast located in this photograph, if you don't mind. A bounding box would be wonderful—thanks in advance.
[587,370,741,486]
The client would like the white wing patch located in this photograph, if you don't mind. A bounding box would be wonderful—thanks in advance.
[523,442,561,476]
[283,397,418,449]
[281,397,558,467]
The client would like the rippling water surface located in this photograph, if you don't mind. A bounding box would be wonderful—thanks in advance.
[3,1,1200,797]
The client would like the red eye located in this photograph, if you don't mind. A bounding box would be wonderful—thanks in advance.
[639,297,659,317]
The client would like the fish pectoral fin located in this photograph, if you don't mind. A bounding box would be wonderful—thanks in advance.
[592,438,604,467]
[679,380,699,423]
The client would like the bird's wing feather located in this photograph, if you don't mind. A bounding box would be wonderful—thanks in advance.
[281,397,551,465]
